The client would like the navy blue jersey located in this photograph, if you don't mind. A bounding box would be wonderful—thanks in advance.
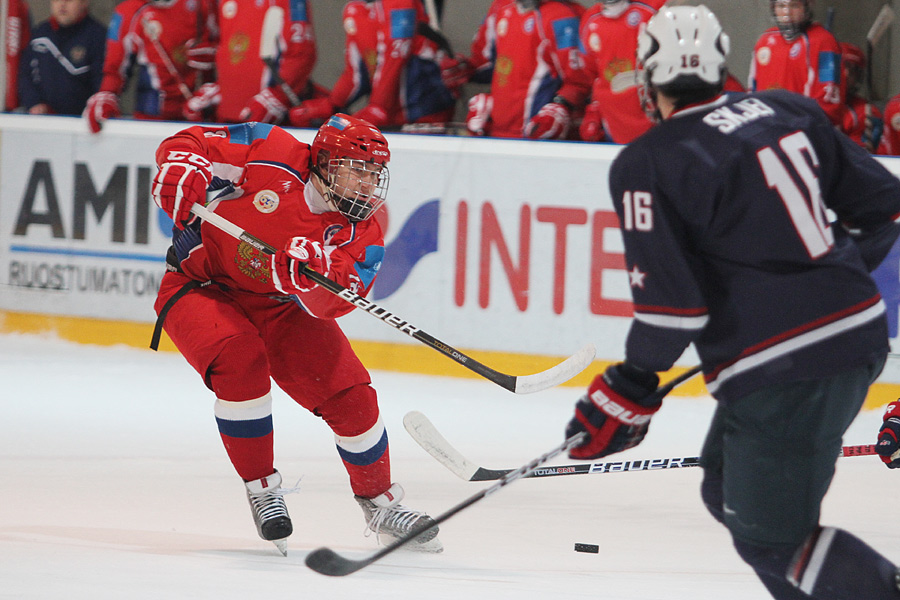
[18,15,106,115]
[611,90,900,402]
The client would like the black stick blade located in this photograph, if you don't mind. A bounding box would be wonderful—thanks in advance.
[305,547,369,577]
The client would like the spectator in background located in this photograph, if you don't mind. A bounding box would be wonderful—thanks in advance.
[18,0,106,116]
[881,93,899,156]
[578,0,664,144]
[839,42,885,154]
[184,0,322,125]
[83,0,217,133]
[5,0,31,111]
[749,0,845,128]
[464,0,591,139]
[288,0,456,130]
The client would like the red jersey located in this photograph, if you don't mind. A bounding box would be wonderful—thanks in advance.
[100,0,216,120]
[5,0,30,110]
[328,0,455,126]
[468,0,512,82]
[486,1,590,138]
[749,23,845,126]
[215,0,317,122]
[157,123,384,320]
[882,94,900,156]
[579,1,657,144]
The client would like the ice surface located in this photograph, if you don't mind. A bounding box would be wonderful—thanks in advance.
[1,333,897,599]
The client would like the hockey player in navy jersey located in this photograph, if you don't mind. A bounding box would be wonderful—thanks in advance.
[565,5,900,598]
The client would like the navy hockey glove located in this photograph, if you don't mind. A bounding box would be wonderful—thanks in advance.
[876,401,900,469]
[272,237,330,295]
[566,363,660,460]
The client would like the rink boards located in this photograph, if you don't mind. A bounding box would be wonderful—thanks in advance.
[1,114,899,406]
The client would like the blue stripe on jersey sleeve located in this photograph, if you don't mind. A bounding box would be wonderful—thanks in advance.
[355,245,385,289]
[818,51,839,83]
[289,0,308,23]
[107,13,122,41]
[390,8,416,39]
[227,122,274,145]
[552,17,579,50]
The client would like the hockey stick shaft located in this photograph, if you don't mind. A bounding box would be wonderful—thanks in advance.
[305,431,587,576]
[190,203,595,393]
[260,6,302,107]
[406,407,888,482]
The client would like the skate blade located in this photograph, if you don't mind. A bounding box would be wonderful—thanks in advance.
[272,538,288,556]
[378,534,444,554]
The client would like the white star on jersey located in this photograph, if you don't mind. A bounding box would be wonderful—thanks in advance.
[628,265,647,289]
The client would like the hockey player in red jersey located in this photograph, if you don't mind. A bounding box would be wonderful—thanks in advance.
[749,0,845,127]
[83,0,216,133]
[464,0,591,139]
[839,42,885,154]
[5,0,31,111]
[566,6,900,599]
[150,114,441,555]
[578,0,662,144]
[883,93,900,156]
[184,0,320,125]
[287,0,455,130]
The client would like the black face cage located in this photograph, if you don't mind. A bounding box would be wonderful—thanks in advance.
[324,158,390,222]
[771,0,811,41]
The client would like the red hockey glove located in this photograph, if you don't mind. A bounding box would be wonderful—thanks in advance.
[876,401,900,469]
[566,363,661,460]
[525,102,571,140]
[185,39,216,71]
[440,54,473,93]
[272,237,331,295]
[183,82,221,121]
[152,151,213,229]
[353,104,389,128]
[579,100,605,142]
[288,97,335,127]
[83,91,120,134]
[239,88,289,124]
[465,93,492,136]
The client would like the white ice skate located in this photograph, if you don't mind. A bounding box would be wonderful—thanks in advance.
[355,483,443,553]
[245,470,293,556]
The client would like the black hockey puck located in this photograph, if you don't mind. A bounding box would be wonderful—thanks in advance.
[574,543,599,554]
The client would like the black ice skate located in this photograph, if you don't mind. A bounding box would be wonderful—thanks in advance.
[355,483,443,553]
[245,470,293,556]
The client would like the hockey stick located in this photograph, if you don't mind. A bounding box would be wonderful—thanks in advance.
[405,365,702,480]
[405,410,890,482]
[260,5,302,107]
[866,5,896,100]
[305,430,587,576]
[189,203,596,393]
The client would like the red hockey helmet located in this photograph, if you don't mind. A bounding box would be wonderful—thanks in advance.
[840,42,866,95]
[310,114,390,222]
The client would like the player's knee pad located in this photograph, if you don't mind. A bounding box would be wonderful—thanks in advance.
[206,334,270,400]
[700,471,725,524]
[314,384,380,435]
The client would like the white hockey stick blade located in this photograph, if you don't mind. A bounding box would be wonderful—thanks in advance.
[260,5,285,61]
[513,343,596,394]
[404,411,481,480]
[867,5,895,46]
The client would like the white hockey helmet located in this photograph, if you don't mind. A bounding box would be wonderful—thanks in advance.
[637,5,730,91]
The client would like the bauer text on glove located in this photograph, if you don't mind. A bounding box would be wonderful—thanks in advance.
[566,363,661,460]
